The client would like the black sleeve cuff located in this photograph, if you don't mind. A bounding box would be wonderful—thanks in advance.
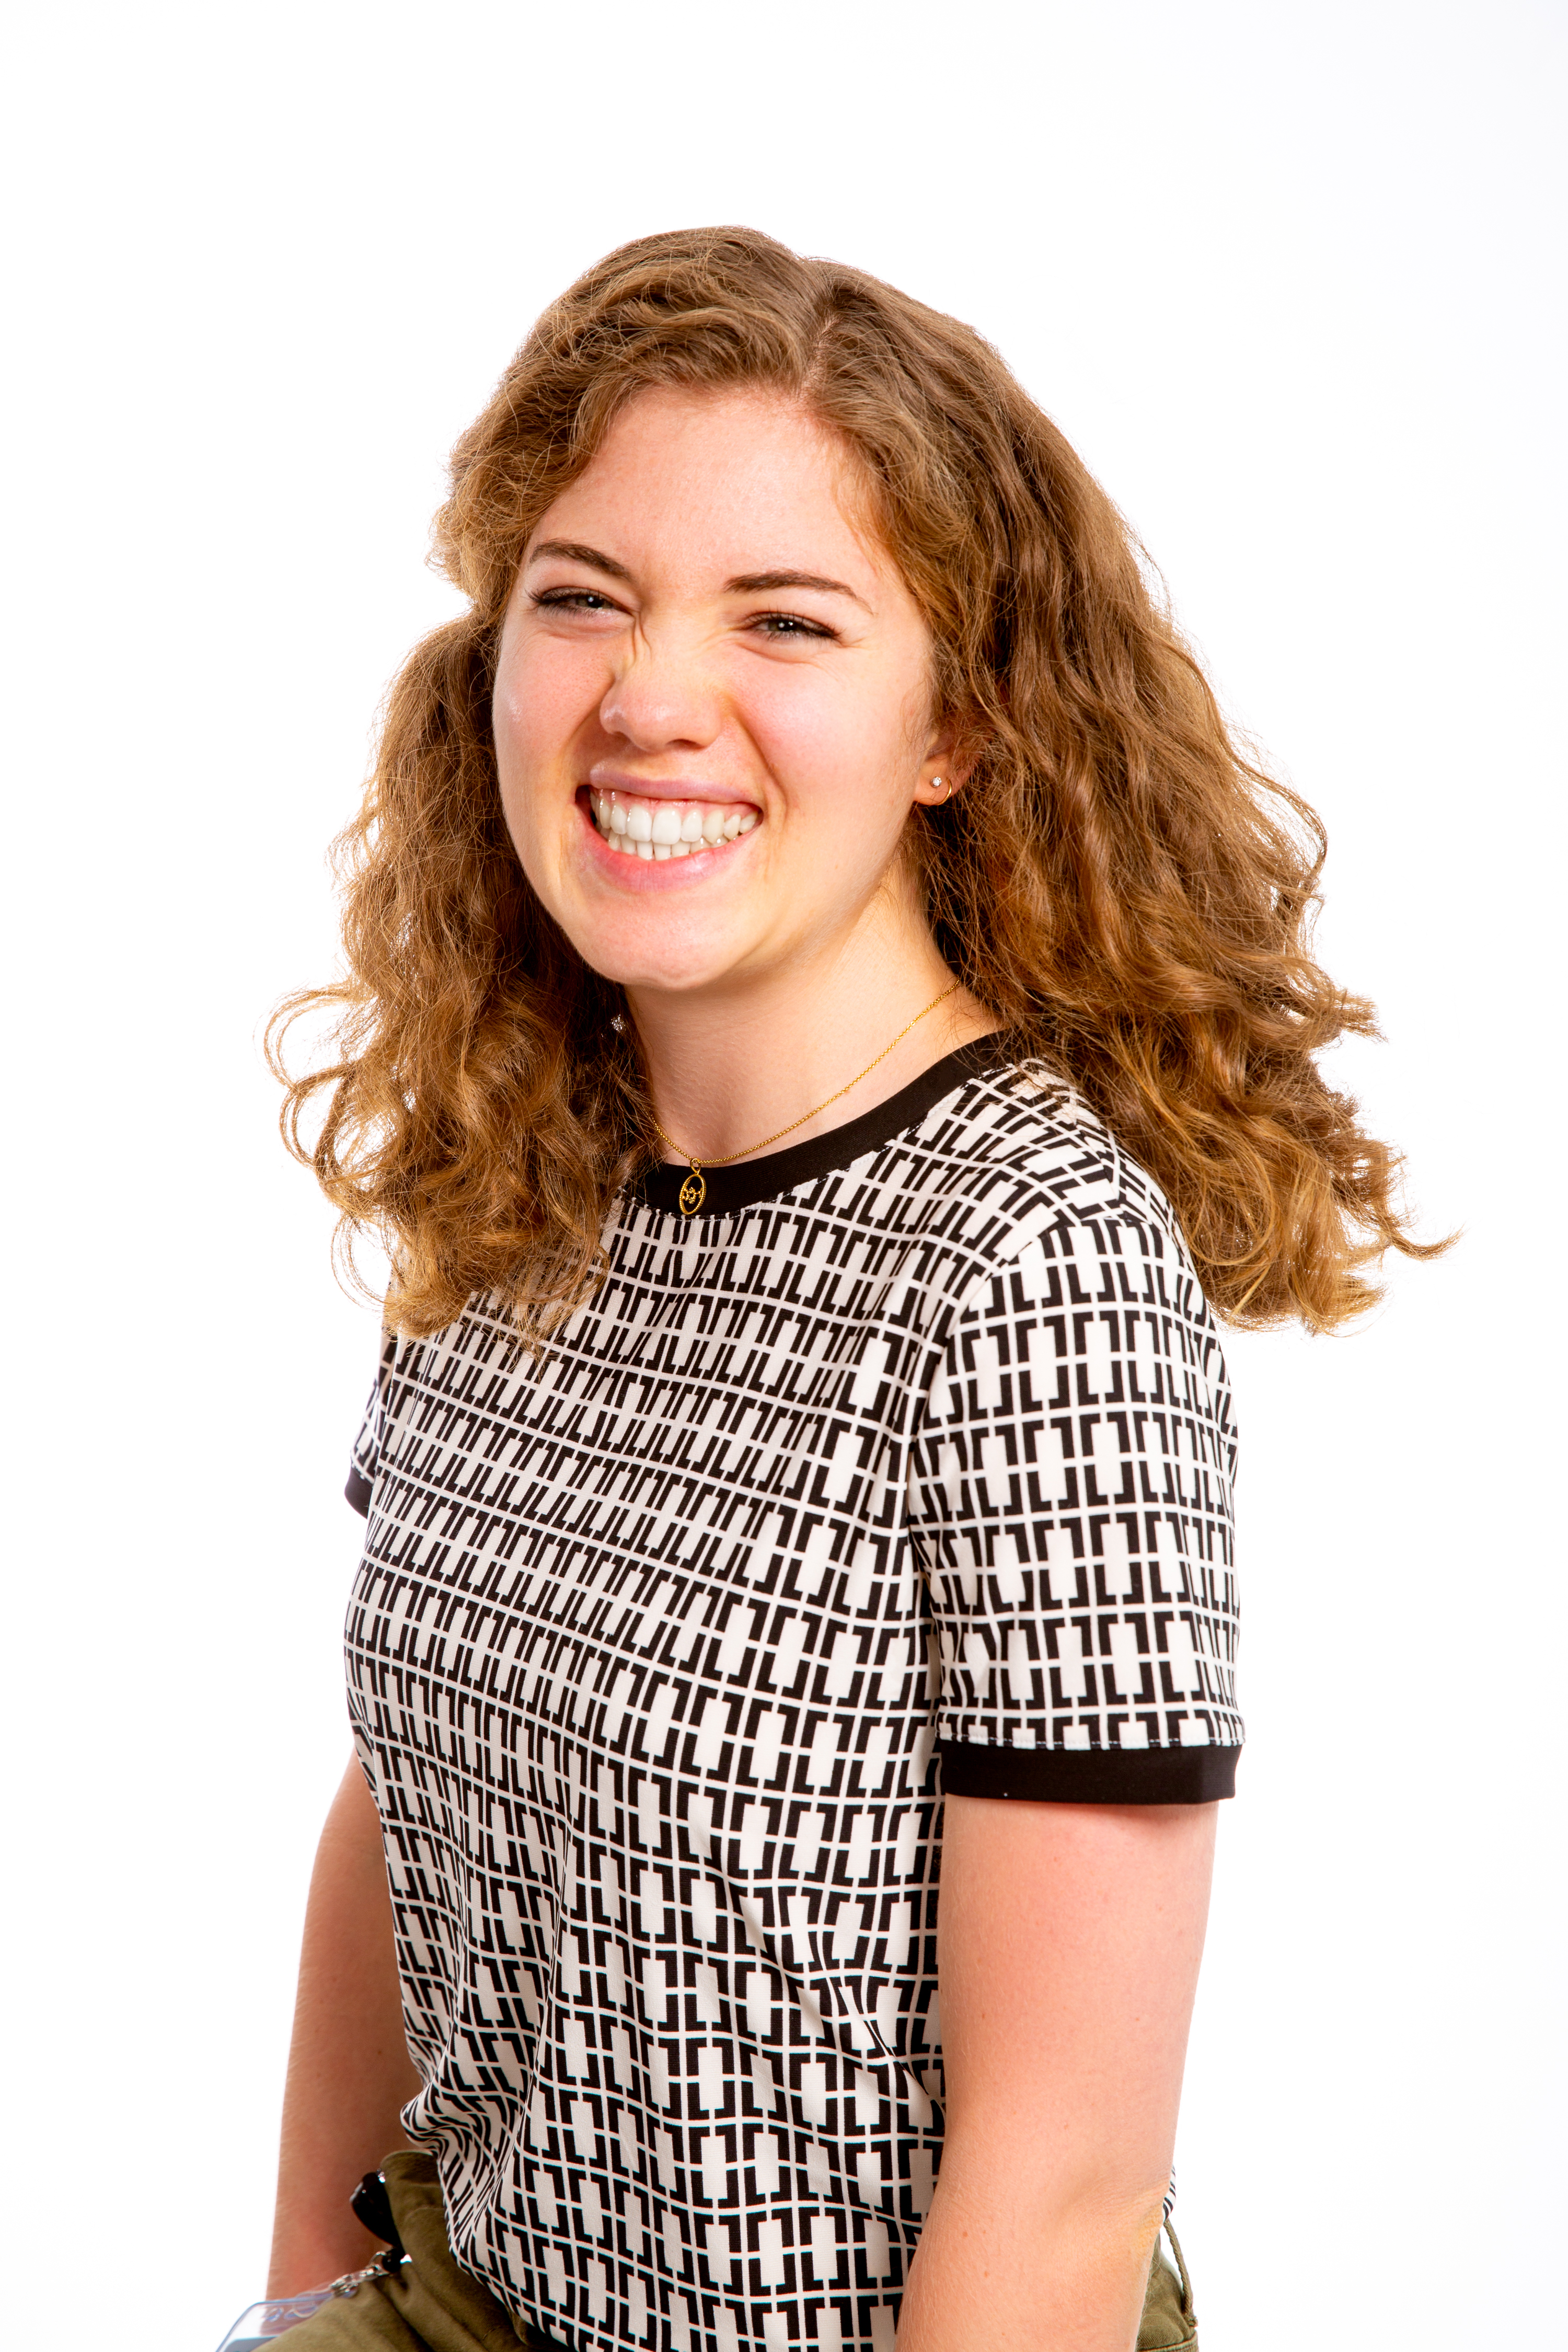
[345,1466,373,1517]
[938,1738,1239,1805]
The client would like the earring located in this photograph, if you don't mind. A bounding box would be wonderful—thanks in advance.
[931,776,952,803]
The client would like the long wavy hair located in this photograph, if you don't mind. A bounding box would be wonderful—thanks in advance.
[271,225,1438,1338]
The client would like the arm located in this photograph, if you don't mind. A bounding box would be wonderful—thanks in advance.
[897,1796,1216,2352]
[267,1753,422,2296]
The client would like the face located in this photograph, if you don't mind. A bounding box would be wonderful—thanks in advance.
[491,386,952,1003]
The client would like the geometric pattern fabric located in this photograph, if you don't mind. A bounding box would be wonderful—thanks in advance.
[344,1046,1240,2352]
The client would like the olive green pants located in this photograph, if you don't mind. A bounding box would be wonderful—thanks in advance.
[276,2151,1198,2350]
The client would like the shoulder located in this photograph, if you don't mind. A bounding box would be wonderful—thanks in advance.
[898,1053,1194,1289]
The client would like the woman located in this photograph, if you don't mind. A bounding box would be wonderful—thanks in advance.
[261,227,1427,2352]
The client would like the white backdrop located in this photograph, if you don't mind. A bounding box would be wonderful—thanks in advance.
[4,4,1563,2347]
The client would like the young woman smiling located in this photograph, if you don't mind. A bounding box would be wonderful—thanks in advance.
[262,228,1430,2352]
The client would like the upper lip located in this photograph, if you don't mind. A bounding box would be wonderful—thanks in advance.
[584,768,760,806]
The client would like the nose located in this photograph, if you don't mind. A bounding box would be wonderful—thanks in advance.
[598,629,720,753]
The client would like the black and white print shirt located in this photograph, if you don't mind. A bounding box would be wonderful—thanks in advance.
[344,1043,1241,2352]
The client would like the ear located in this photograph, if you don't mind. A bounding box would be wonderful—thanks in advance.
[912,719,980,808]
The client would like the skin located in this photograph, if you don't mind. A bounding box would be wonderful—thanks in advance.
[898,1799,1215,2352]
[267,1758,419,2296]
[490,384,994,1160]
[269,388,1220,2347]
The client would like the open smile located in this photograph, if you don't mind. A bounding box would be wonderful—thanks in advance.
[586,787,760,860]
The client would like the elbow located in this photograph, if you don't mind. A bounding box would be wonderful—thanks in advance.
[1032,2177,1170,2263]
[907,2158,1172,2350]
[936,2132,1170,2252]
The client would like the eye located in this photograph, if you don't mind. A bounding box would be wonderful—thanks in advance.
[750,611,836,642]
[531,588,623,615]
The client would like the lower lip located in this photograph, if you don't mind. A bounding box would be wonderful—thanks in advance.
[577,797,758,889]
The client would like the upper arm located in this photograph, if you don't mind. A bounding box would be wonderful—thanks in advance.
[935,1793,1216,2215]
[910,1193,1242,1804]
[908,1190,1233,2219]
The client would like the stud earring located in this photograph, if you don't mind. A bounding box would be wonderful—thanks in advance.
[930,776,952,803]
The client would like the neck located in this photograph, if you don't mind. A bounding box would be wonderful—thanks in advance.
[627,907,996,1168]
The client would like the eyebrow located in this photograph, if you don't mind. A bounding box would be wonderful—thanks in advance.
[526,539,635,581]
[725,568,868,607]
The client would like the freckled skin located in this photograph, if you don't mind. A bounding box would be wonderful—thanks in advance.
[491,385,953,1006]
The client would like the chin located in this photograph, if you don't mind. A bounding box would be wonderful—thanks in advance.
[567,912,754,999]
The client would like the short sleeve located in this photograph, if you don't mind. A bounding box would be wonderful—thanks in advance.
[345,1329,396,1517]
[908,1202,1243,1804]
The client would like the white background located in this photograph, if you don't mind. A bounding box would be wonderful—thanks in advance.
[4,4,1563,2346]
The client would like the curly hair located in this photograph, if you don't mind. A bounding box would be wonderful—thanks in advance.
[271,225,1439,1337]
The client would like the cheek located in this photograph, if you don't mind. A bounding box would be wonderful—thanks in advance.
[493,640,603,811]
[743,670,917,823]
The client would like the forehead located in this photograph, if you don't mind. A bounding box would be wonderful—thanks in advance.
[527,385,892,592]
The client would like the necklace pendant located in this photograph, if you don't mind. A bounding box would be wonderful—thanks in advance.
[678,1166,706,1216]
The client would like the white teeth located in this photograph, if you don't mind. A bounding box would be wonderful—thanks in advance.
[592,792,761,858]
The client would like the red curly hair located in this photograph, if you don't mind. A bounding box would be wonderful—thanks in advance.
[271,225,1438,1336]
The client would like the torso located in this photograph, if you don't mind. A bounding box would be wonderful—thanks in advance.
[345,1044,1240,2352]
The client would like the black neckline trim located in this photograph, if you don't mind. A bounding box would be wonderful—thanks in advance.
[632,1035,1012,1220]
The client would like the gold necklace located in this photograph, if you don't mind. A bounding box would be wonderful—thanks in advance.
[650,984,961,1216]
